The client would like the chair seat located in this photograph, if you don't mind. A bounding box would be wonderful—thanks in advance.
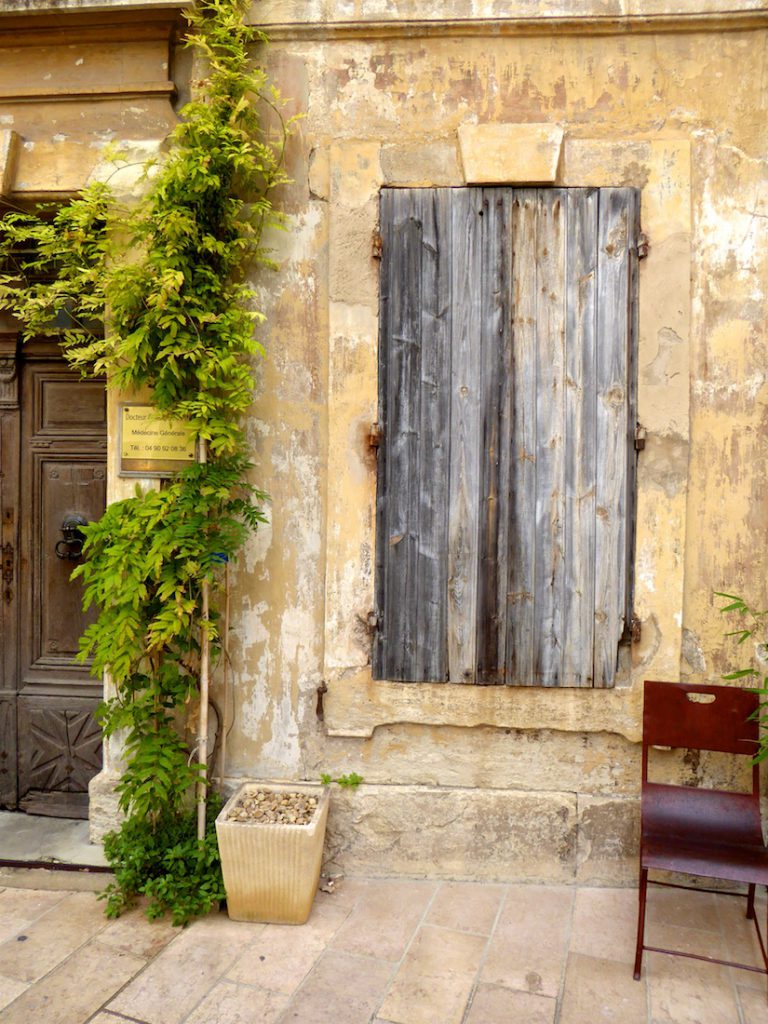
[642,832,768,884]
[634,681,768,986]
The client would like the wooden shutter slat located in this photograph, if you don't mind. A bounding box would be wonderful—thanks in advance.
[624,189,641,637]
[477,188,513,683]
[506,190,538,685]
[447,188,483,683]
[562,187,599,687]
[414,189,452,682]
[532,189,567,687]
[593,188,635,687]
[373,189,393,680]
[380,189,423,680]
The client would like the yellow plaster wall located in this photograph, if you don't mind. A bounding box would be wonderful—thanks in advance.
[0,7,181,200]
[220,9,767,878]
[5,1,764,878]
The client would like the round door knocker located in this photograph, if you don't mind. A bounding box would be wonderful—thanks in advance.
[55,513,88,561]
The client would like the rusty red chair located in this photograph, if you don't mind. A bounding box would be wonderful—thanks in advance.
[634,679,768,983]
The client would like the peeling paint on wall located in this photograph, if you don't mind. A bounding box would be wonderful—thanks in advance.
[6,1,766,876]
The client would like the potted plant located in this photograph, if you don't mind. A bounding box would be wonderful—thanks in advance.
[215,780,330,924]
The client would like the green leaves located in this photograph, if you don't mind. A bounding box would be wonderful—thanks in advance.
[0,0,290,925]
[100,798,225,925]
[0,0,291,457]
[75,458,264,701]
[717,589,768,762]
[320,772,364,790]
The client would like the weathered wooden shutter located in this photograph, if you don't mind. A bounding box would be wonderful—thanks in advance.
[374,186,639,687]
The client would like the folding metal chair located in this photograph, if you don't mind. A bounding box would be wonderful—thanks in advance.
[633,679,768,984]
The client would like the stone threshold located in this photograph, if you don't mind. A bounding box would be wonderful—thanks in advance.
[0,810,111,891]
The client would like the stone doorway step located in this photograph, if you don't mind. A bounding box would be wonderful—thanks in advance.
[0,811,111,892]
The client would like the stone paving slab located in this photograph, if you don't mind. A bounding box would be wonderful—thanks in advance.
[0,879,763,1023]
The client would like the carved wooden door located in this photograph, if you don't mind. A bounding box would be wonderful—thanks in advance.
[0,336,106,818]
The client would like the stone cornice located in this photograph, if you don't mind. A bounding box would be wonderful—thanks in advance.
[0,0,186,13]
[0,5,186,47]
[258,10,768,42]
[0,83,175,103]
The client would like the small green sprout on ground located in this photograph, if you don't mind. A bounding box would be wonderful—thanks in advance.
[320,772,364,789]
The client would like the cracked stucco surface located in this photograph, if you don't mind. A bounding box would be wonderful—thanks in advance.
[219,11,767,881]
[5,1,765,879]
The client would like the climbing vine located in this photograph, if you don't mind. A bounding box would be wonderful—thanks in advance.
[0,0,292,922]
[717,591,768,763]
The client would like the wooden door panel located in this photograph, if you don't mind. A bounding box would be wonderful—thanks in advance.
[0,335,20,809]
[36,373,107,435]
[35,458,106,670]
[8,349,107,815]
[0,412,19,688]
[0,698,16,807]
[17,697,103,818]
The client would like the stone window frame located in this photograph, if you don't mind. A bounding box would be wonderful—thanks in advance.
[321,129,691,743]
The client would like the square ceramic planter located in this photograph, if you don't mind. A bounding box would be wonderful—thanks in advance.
[215,780,329,924]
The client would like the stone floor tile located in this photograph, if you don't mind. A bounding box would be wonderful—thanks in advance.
[98,903,179,959]
[464,982,557,1023]
[715,892,766,981]
[481,884,573,998]
[330,879,437,961]
[292,893,354,940]
[224,931,326,996]
[737,982,768,1024]
[646,885,720,933]
[0,974,29,1013]
[425,881,505,935]
[377,924,486,1024]
[732,960,768,1001]
[226,900,351,994]
[87,1015,136,1024]
[0,891,106,982]
[0,887,65,943]
[644,920,727,961]
[108,909,256,1024]
[647,949,741,1024]
[317,877,367,910]
[1,939,145,1024]
[279,950,393,1023]
[570,886,638,964]
[185,979,288,1024]
[559,952,647,1024]
[732,964,768,996]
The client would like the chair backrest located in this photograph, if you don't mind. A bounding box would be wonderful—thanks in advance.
[642,680,760,787]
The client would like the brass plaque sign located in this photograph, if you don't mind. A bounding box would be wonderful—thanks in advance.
[119,404,197,477]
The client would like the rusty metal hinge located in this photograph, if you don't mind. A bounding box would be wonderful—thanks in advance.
[630,615,642,644]
[316,681,328,722]
[2,542,12,584]
[368,422,382,449]
[636,232,649,259]
[372,231,383,260]
[2,541,12,605]
[634,424,647,451]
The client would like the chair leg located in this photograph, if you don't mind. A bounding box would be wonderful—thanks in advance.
[634,867,648,981]
[747,883,755,920]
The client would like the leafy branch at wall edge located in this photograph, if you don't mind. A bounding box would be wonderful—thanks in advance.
[0,0,294,924]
